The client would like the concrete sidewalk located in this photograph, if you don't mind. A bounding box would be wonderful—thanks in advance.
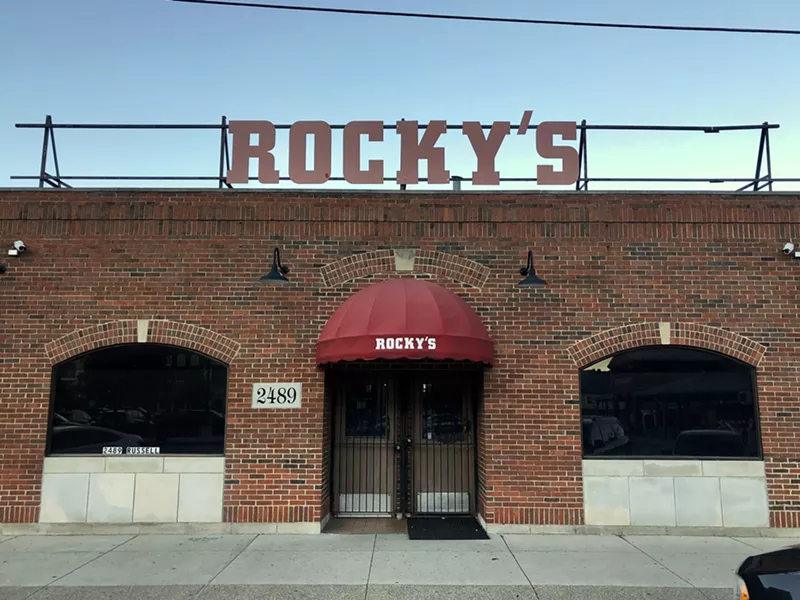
[1,532,798,600]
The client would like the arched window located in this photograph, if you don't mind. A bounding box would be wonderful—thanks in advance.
[579,346,760,459]
[48,344,228,456]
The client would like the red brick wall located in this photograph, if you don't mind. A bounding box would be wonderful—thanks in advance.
[1,189,799,526]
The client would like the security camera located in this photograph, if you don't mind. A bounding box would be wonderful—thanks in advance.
[12,241,26,253]
[0,264,6,274]
[783,242,795,254]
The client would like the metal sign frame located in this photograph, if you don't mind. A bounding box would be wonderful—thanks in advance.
[11,116,796,192]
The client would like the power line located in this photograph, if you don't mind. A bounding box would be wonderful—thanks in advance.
[170,0,800,36]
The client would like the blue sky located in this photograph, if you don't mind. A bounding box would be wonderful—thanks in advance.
[2,0,799,191]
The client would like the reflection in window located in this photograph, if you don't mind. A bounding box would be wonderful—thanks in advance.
[49,344,228,455]
[421,381,466,444]
[580,347,759,459]
[344,382,388,437]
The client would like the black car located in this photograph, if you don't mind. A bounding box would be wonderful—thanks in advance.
[737,545,800,600]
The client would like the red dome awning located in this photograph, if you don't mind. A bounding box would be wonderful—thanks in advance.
[316,279,493,365]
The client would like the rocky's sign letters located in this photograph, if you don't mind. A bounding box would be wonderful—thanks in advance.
[225,110,579,187]
[375,336,437,351]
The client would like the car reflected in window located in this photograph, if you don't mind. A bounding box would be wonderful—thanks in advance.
[673,429,747,457]
[50,425,143,454]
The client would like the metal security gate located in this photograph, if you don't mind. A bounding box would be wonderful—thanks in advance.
[410,375,476,515]
[332,375,396,515]
[331,369,478,517]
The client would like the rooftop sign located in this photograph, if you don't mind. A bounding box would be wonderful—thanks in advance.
[14,115,789,192]
[225,111,580,187]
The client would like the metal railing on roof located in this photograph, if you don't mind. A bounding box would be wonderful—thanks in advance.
[10,116,800,192]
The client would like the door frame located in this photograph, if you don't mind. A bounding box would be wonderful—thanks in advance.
[327,363,483,519]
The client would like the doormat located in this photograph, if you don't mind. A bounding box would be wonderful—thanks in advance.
[407,516,490,540]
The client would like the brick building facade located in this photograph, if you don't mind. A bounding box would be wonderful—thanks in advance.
[0,188,798,532]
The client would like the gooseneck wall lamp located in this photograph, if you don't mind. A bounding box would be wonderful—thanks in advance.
[518,250,547,286]
[260,247,290,284]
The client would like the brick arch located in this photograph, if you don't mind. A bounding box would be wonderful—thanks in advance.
[320,249,490,288]
[567,322,767,368]
[44,319,241,366]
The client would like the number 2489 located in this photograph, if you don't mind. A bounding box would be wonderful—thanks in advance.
[256,386,298,405]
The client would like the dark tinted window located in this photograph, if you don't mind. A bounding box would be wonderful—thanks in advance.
[580,347,759,459]
[344,381,388,438]
[753,573,800,599]
[421,381,467,444]
[49,344,228,455]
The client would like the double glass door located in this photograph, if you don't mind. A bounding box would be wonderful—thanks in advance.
[331,371,477,516]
